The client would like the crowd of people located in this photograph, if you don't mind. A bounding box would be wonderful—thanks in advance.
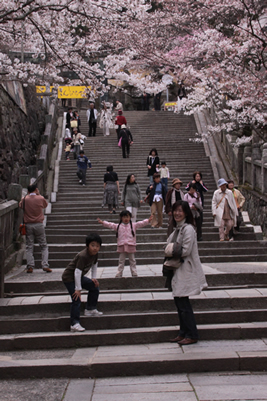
[19,98,246,343]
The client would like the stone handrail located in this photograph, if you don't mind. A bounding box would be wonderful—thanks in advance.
[0,102,58,296]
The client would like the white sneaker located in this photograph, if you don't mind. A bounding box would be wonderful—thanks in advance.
[79,180,82,184]
[70,323,85,332]
[84,309,103,317]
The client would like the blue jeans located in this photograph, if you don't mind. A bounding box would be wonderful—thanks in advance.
[64,277,99,325]
[161,177,168,192]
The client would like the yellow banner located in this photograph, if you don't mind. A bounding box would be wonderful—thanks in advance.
[165,102,177,107]
[36,86,52,93]
[58,86,91,99]
[36,86,91,98]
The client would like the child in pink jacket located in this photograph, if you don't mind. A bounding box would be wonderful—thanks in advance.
[97,210,152,277]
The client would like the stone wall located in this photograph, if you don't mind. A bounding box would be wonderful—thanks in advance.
[0,84,46,199]
[241,188,267,238]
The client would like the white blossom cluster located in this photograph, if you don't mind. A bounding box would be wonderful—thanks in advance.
[0,0,266,139]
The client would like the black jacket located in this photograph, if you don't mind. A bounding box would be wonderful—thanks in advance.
[147,155,160,177]
[119,128,133,143]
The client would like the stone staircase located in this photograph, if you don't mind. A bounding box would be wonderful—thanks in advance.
[1,110,267,379]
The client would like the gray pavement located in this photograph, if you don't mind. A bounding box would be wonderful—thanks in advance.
[1,372,267,400]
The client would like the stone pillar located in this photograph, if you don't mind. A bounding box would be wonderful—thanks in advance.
[237,144,245,185]
[7,183,23,242]
[251,144,261,189]
[243,145,252,185]
[0,248,4,298]
[28,165,38,180]
[7,184,22,202]
[19,174,30,189]
[262,143,267,194]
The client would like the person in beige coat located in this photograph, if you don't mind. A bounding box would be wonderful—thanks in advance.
[168,200,207,345]
[212,178,239,241]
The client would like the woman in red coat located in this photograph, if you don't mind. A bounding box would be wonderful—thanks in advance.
[115,110,127,141]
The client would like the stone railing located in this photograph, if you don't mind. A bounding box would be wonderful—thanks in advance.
[0,198,21,297]
[0,102,59,296]
[204,107,267,236]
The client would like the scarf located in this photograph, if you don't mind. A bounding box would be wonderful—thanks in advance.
[171,188,181,206]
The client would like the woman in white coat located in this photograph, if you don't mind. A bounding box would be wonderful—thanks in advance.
[168,200,207,345]
[100,104,113,136]
[212,178,238,241]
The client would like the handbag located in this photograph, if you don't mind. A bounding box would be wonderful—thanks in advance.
[70,120,78,128]
[163,229,183,270]
[19,223,26,236]
[118,137,122,148]
[163,257,182,270]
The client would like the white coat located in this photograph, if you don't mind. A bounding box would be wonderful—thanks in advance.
[212,188,238,227]
[86,108,98,122]
[169,224,207,298]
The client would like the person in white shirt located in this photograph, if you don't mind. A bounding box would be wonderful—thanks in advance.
[86,103,98,137]
[115,100,123,111]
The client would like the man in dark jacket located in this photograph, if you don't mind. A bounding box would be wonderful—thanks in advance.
[146,173,167,228]
[77,150,92,186]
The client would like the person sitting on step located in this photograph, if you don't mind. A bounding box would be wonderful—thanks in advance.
[97,210,153,278]
[62,233,103,333]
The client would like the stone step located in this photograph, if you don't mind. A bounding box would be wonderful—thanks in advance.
[1,288,267,317]
[34,253,267,268]
[1,339,267,379]
[34,246,267,262]
[1,320,267,352]
[44,224,253,234]
[35,240,265,254]
[6,263,267,292]
[44,232,258,245]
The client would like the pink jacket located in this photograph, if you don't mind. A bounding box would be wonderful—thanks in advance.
[101,219,150,246]
[184,192,202,208]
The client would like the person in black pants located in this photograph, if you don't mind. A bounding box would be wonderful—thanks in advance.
[147,148,160,185]
[86,103,98,137]
[167,201,207,345]
[119,124,133,158]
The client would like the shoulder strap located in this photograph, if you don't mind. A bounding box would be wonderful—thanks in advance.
[216,193,226,209]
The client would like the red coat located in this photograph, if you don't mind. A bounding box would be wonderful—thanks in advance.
[115,116,127,126]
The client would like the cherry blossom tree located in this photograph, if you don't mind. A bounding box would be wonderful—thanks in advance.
[108,0,267,141]
[0,0,266,140]
[0,0,149,90]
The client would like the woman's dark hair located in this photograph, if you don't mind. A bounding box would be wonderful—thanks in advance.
[227,180,234,185]
[188,183,197,190]
[116,210,135,238]
[149,148,158,156]
[172,200,194,227]
[86,233,102,247]
[106,165,113,172]
[125,174,136,186]
[123,174,136,200]
[153,172,160,180]
[193,171,202,180]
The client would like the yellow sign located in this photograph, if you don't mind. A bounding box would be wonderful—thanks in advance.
[165,102,177,107]
[58,86,91,99]
[36,86,52,93]
[36,86,91,98]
